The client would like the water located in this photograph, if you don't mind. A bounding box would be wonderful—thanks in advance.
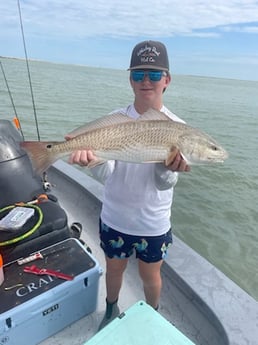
[1,57,258,301]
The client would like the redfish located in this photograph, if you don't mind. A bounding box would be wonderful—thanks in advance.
[20,109,228,174]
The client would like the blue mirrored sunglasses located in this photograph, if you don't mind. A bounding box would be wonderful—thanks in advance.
[131,70,167,82]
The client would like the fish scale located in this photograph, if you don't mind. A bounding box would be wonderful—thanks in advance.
[92,122,174,162]
[20,109,228,174]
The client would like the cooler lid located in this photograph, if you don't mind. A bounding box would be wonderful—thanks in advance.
[0,238,96,314]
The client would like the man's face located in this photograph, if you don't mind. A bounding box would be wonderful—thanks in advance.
[130,69,171,105]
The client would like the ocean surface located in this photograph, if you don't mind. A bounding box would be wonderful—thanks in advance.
[1,57,258,301]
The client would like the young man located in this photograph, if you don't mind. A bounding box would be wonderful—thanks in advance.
[68,40,190,329]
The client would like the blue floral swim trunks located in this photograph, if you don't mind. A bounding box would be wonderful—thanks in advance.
[99,219,173,263]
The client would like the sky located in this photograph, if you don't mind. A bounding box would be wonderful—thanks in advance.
[0,0,258,81]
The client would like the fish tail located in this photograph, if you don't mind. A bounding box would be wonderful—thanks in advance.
[20,141,58,174]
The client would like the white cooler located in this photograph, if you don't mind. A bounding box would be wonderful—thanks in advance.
[0,238,102,345]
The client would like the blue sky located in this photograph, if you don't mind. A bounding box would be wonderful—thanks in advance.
[0,0,258,81]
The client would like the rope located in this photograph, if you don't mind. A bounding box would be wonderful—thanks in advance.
[0,204,43,247]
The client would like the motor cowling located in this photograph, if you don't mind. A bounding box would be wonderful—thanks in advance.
[0,120,44,208]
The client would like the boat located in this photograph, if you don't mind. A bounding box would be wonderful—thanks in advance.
[0,118,257,345]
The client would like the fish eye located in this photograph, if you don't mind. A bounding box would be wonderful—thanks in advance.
[47,144,52,149]
[211,145,218,151]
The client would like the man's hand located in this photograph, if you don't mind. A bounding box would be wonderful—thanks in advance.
[65,134,98,167]
[165,149,191,172]
[68,150,97,166]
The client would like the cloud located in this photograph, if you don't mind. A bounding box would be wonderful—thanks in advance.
[221,24,258,34]
[185,53,258,66]
[1,0,258,80]
[1,0,258,40]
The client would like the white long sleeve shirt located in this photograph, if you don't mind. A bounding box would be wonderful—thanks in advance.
[91,105,185,236]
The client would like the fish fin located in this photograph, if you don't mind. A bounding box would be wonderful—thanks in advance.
[165,147,179,166]
[65,109,170,139]
[145,160,164,163]
[87,159,107,168]
[180,152,191,165]
[66,112,133,139]
[138,108,171,122]
[20,141,60,174]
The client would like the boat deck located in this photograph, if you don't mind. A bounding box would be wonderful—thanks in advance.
[39,160,258,345]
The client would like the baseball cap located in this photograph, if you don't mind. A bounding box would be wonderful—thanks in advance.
[128,40,169,71]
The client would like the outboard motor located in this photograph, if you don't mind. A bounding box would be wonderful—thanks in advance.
[0,120,74,263]
[0,120,44,208]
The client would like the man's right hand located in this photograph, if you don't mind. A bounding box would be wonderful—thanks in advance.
[68,150,97,167]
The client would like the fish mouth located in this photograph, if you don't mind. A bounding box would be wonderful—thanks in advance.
[220,150,229,161]
[207,154,228,163]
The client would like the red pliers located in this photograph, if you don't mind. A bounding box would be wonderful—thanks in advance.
[23,265,74,281]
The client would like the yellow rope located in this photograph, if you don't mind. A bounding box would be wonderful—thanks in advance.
[0,204,43,246]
